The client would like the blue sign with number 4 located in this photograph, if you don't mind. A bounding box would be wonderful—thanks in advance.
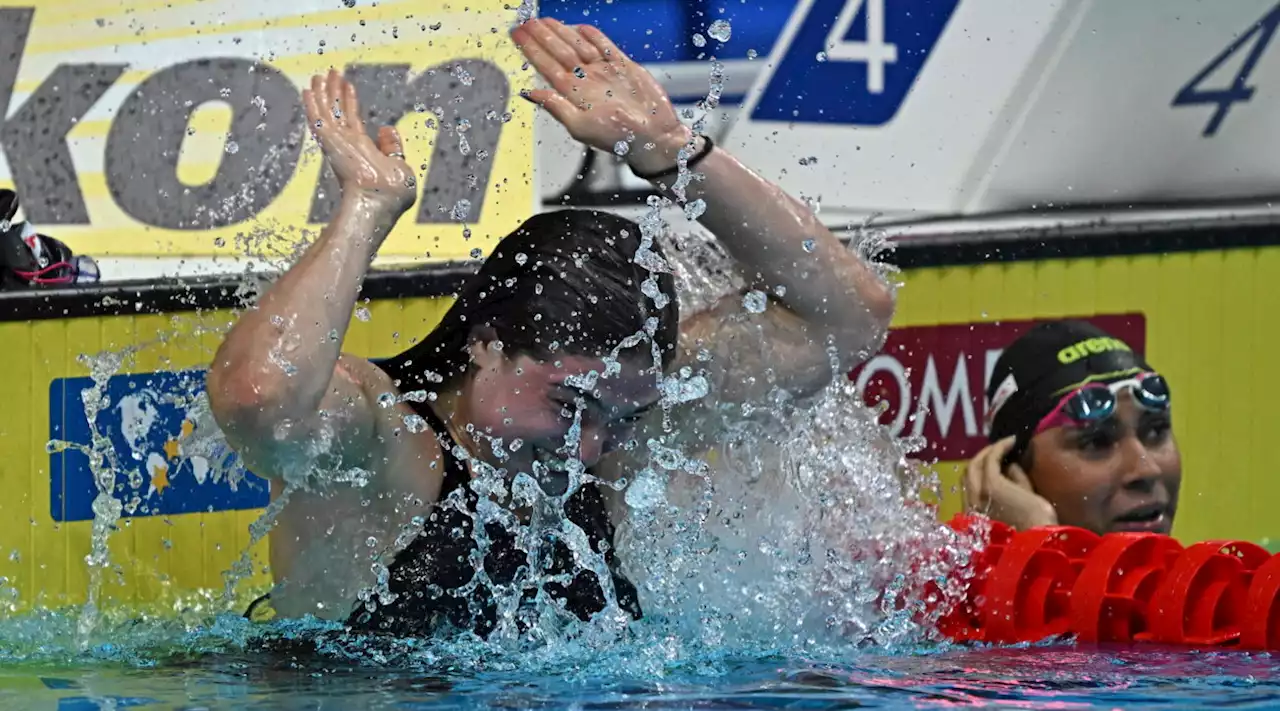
[750,0,960,126]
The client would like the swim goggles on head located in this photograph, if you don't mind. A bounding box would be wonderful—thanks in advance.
[1033,372,1170,436]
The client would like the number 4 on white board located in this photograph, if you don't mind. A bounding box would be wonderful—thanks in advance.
[825,0,899,94]
[1173,1,1280,137]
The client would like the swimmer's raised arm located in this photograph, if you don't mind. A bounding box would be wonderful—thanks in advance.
[207,69,419,479]
[514,19,894,406]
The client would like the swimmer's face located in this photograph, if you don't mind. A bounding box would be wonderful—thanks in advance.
[1025,391,1181,535]
[465,344,660,471]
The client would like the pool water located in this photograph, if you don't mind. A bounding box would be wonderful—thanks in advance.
[1,613,1277,710]
[4,645,1278,709]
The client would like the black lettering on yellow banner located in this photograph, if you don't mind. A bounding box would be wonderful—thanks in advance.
[0,6,522,256]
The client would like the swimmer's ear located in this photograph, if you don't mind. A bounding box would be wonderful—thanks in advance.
[466,326,505,369]
[466,325,499,349]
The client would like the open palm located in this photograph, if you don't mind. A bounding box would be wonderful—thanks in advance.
[303,69,417,214]
[512,19,686,161]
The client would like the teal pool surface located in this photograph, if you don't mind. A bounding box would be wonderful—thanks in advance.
[2,628,1277,710]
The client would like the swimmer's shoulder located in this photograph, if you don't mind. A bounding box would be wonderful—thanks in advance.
[335,353,450,506]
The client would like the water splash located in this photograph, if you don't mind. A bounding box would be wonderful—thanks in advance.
[71,347,141,650]
[1,42,979,676]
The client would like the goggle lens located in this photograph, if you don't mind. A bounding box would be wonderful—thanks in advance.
[1036,373,1170,435]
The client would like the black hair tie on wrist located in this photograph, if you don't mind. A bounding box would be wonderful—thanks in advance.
[630,135,715,182]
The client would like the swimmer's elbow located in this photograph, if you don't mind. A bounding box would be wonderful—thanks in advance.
[206,358,298,444]
[829,286,895,370]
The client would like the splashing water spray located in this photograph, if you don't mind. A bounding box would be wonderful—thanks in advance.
[18,13,987,667]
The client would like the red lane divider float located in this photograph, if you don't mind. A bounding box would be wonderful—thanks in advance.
[932,514,1280,649]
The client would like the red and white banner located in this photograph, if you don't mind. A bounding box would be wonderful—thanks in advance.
[851,314,1147,461]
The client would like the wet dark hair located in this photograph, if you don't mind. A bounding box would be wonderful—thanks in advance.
[379,209,680,392]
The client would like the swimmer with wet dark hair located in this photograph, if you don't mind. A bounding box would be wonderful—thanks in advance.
[964,320,1181,535]
[208,19,895,637]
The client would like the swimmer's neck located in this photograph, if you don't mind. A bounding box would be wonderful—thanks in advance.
[427,377,481,460]
[426,373,577,524]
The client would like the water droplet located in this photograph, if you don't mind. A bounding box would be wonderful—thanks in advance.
[625,470,666,509]
[683,199,706,221]
[186,127,196,136]
[402,414,428,434]
[515,252,528,266]
[400,390,428,403]
[816,51,828,62]
[366,536,378,548]
[343,0,356,6]
[573,66,586,79]
[802,239,817,253]
[451,199,471,220]
[470,248,483,259]
[214,237,226,248]
[641,277,670,309]
[224,141,239,155]
[377,392,396,409]
[747,48,758,59]
[355,307,371,321]
[707,19,732,42]
[742,290,768,314]
[692,33,706,48]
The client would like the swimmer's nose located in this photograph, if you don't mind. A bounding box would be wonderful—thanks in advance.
[1118,434,1163,489]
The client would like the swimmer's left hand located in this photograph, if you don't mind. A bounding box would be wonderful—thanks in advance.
[512,19,691,175]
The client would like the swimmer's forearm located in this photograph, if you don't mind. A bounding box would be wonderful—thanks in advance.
[209,195,399,421]
[635,130,895,357]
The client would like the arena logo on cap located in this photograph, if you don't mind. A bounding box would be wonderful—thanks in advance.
[1056,337,1133,364]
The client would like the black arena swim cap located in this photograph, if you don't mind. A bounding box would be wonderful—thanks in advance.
[986,320,1153,448]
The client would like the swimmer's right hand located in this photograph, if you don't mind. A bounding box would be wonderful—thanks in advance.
[963,436,1058,531]
[303,68,417,215]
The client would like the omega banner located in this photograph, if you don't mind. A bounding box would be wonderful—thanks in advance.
[0,0,534,258]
